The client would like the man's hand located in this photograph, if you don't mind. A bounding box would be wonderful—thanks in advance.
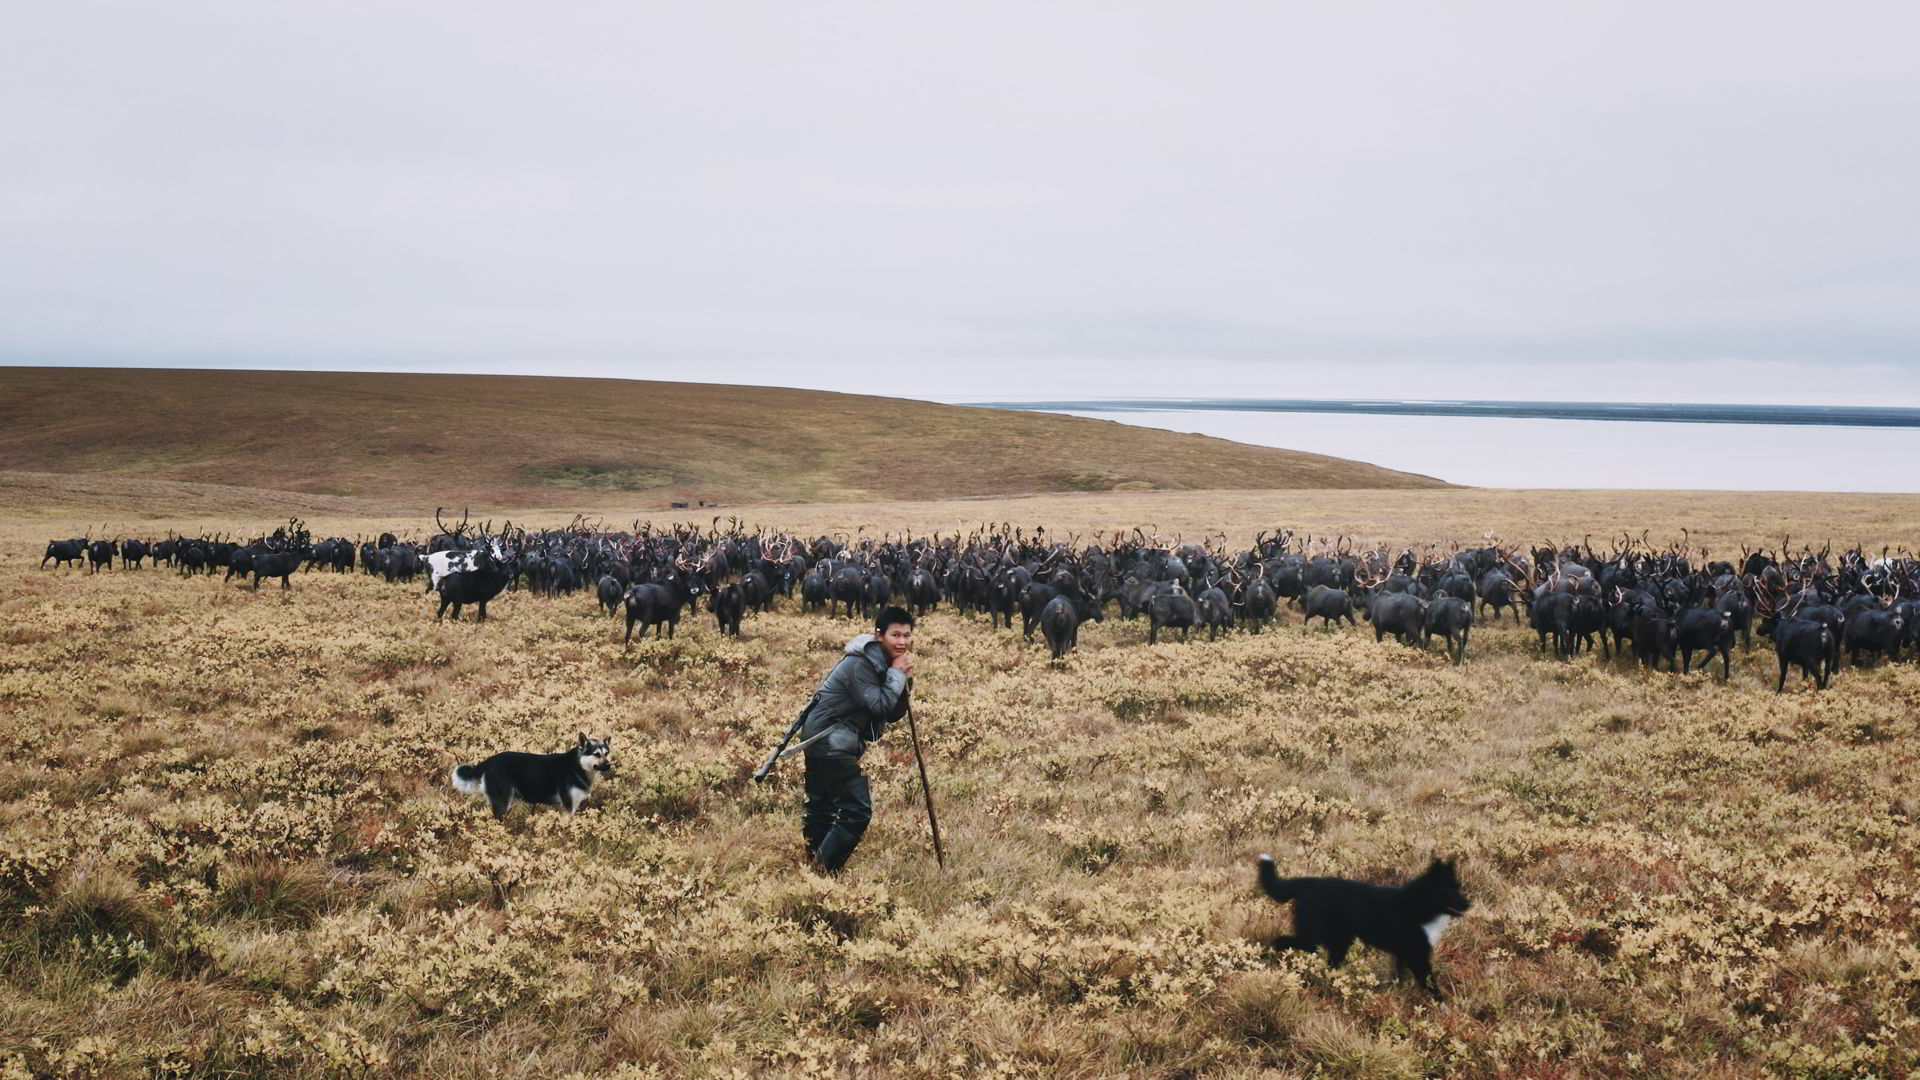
[891,652,915,677]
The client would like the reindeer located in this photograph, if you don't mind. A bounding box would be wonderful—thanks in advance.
[246,518,312,590]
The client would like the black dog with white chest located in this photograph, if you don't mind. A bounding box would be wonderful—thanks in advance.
[1257,854,1470,1000]
[451,733,613,820]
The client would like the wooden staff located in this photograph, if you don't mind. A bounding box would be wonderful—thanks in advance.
[904,703,946,868]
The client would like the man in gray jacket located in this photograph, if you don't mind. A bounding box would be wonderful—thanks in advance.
[801,605,914,873]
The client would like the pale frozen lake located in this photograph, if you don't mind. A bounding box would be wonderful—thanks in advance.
[1037,408,1917,492]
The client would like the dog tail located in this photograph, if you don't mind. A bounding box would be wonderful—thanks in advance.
[1257,854,1305,903]
[450,764,486,795]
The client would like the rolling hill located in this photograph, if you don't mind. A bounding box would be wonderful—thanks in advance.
[0,367,1446,509]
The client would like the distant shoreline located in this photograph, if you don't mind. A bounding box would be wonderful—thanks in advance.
[967,398,1920,429]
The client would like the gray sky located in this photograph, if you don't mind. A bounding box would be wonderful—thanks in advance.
[6,1,1919,403]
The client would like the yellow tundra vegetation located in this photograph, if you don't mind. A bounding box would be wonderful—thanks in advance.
[2,492,1918,1079]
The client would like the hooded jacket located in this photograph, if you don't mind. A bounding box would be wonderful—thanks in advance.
[801,633,911,763]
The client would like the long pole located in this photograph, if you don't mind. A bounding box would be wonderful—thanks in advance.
[903,703,946,868]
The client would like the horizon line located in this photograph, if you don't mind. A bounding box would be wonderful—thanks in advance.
[966,398,1920,429]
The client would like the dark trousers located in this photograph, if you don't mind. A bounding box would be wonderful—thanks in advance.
[803,755,872,872]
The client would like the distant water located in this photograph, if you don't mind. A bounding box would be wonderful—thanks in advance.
[981,399,1920,428]
[966,400,1918,492]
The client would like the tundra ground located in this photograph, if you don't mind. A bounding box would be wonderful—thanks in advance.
[4,491,1918,1079]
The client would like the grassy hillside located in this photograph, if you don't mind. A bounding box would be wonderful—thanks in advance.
[0,368,1445,509]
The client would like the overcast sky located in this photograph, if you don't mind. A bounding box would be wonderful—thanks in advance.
[6,1,1919,403]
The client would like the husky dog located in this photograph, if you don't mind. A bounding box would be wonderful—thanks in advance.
[451,733,613,820]
[1257,854,1470,1000]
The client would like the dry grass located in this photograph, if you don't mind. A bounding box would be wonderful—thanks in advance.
[589,487,1920,557]
[3,493,1919,1078]
[0,368,1444,507]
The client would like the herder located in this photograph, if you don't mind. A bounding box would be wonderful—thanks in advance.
[801,605,914,873]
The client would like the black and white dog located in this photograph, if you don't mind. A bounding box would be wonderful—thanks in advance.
[451,733,613,820]
[1257,854,1470,1000]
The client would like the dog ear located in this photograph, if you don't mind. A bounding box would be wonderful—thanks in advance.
[578,731,590,746]
[603,735,613,749]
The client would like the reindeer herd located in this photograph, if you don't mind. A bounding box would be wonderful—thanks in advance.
[38,515,1919,692]
[37,520,339,588]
